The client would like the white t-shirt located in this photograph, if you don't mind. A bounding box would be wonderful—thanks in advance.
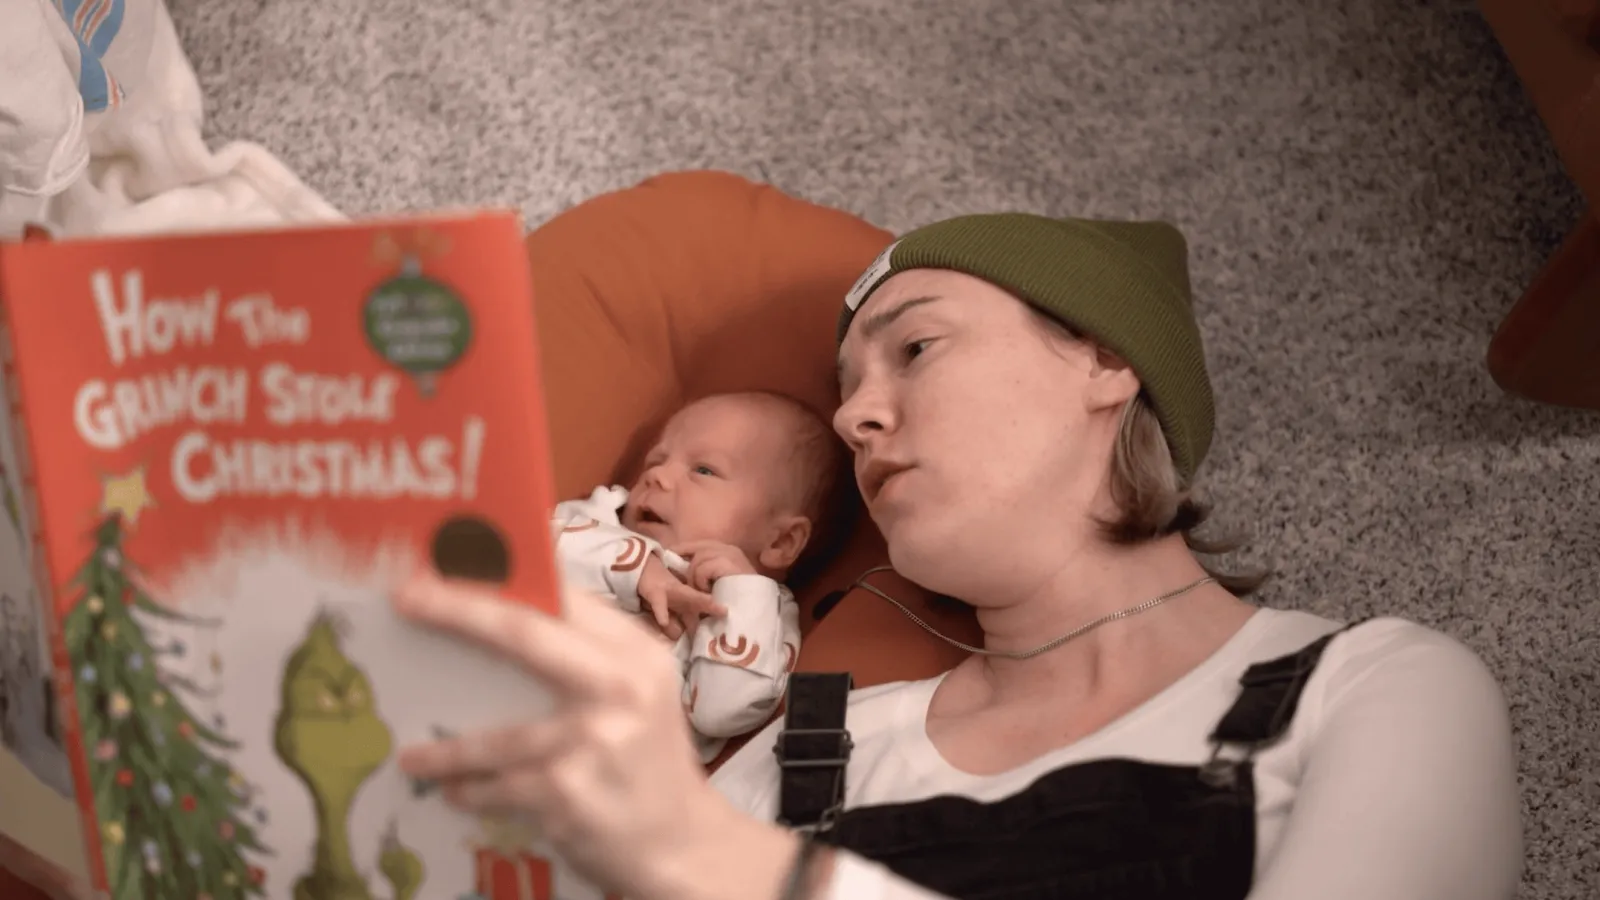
[710,607,1524,900]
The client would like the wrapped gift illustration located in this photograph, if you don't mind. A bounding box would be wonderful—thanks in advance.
[472,848,552,900]
[469,814,551,900]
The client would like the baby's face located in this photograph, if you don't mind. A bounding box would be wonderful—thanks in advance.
[622,396,798,555]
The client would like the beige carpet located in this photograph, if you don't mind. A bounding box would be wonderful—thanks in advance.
[168,0,1599,896]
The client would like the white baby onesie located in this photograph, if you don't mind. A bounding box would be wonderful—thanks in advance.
[550,485,802,763]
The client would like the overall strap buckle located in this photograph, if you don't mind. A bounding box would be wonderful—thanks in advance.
[1201,620,1372,787]
[774,727,856,769]
[775,672,854,832]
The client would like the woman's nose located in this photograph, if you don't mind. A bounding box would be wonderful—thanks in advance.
[834,385,890,446]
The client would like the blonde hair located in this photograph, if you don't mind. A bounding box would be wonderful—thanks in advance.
[1032,313,1271,596]
[717,390,855,586]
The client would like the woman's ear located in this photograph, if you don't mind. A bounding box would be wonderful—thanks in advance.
[1084,343,1140,411]
[758,515,813,573]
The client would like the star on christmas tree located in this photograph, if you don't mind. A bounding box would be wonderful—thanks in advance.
[99,466,155,527]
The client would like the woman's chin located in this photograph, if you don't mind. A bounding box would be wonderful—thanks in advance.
[882,527,957,591]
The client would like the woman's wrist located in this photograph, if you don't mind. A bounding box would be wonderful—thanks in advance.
[780,836,839,900]
[646,791,821,900]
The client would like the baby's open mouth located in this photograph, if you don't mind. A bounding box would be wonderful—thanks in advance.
[638,507,667,525]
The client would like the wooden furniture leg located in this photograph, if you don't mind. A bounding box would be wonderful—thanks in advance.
[1478,0,1600,410]
[1486,208,1600,410]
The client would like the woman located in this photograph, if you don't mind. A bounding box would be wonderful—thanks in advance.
[393,213,1524,899]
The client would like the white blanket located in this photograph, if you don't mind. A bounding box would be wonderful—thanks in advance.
[0,0,343,239]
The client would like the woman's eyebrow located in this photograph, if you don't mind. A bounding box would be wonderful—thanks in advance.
[836,294,944,377]
[860,295,943,340]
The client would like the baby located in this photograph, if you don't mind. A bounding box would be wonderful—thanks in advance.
[549,391,844,763]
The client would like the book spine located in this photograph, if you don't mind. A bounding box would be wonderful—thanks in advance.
[0,834,79,900]
[0,255,100,900]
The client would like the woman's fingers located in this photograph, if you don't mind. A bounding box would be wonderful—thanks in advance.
[444,770,543,818]
[399,716,573,781]
[440,753,592,842]
[393,570,622,699]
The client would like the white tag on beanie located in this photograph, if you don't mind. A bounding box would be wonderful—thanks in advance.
[845,239,900,312]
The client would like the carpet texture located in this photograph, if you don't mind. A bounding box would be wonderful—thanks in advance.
[167,0,1598,896]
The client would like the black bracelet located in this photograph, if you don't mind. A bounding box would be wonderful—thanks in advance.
[778,832,825,900]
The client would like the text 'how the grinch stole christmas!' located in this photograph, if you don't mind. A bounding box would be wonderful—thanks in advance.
[71,266,490,504]
[91,267,309,363]
[170,415,486,503]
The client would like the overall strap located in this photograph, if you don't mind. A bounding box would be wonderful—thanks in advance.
[1201,619,1370,785]
[774,672,855,831]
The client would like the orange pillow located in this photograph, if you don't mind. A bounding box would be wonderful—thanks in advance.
[525,170,980,695]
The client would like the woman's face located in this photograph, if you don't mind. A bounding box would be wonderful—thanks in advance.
[834,269,1138,601]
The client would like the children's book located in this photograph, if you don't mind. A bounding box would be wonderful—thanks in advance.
[0,215,610,900]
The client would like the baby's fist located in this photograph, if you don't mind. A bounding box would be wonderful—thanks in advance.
[675,541,759,593]
[638,554,725,640]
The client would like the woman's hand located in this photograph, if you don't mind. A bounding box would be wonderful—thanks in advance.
[390,569,800,900]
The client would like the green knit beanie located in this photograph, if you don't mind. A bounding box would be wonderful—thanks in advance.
[837,213,1214,483]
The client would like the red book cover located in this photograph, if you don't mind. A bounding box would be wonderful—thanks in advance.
[0,215,579,900]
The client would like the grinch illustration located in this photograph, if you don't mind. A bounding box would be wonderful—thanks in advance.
[273,610,426,900]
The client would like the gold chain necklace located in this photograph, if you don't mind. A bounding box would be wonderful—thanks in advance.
[848,565,1217,660]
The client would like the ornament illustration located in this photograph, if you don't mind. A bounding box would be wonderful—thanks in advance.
[363,234,472,397]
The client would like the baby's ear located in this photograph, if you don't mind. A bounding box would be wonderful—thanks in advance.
[758,514,813,574]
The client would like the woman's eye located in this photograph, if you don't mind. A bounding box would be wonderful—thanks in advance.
[903,339,931,361]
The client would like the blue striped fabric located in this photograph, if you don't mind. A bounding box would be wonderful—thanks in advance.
[53,0,128,112]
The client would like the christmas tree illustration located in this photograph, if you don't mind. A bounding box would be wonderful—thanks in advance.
[61,502,271,900]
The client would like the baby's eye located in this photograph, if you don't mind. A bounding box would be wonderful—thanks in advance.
[693,465,717,477]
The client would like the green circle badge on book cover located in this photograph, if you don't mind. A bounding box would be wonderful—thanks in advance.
[363,230,472,397]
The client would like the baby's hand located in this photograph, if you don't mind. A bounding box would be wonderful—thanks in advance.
[638,554,726,639]
[675,540,760,593]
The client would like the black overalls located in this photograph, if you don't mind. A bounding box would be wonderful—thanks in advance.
[774,624,1358,900]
